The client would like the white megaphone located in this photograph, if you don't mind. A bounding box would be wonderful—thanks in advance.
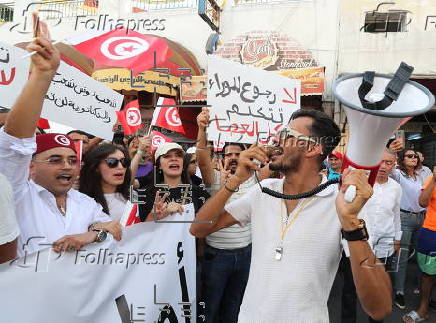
[333,62,435,202]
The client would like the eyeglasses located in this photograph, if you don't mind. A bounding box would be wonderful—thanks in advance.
[275,126,318,145]
[33,156,78,166]
[405,154,418,159]
[104,157,130,168]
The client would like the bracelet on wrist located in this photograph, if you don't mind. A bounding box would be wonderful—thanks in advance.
[136,150,144,155]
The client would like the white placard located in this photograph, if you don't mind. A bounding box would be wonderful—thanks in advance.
[0,209,197,323]
[41,61,123,140]
[207,56,301,144]
[0,42,30,109]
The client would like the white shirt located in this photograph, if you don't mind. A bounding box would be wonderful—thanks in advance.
[0,173,19,245]
[104,193,127,221]
[225,176,342,323]
[205,170,255,249]
[0,129,112,257]
[391,168,426,213]
[361,178,402,258]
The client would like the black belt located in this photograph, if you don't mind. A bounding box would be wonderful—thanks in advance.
[400,209,425,216]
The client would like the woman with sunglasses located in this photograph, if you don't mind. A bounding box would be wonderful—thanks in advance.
[137,143,210,221]
[390,149,428,309]
[79,144,132,221]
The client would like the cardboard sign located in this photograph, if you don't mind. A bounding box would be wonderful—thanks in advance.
[41,61,123,140]
[0,42,30,109]
[207,56,301,144]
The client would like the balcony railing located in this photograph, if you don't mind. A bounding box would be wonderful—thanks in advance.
[34,0,98,20]
[131,0,197,11]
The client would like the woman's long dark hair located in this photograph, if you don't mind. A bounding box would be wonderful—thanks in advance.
[79,144,131,214]
[397,148,422,175]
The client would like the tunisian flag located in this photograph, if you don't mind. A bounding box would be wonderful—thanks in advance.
[151,130,173,150]
[74,28,170,74]
[116,100,142,135]
[151,97,198,140]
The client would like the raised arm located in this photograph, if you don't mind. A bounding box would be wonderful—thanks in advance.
[419,169,436,207]
[190,144,268,237]
[196,107,215,186]
[4,15,60,138]
[130,136,151,185]
[336,170,392,321]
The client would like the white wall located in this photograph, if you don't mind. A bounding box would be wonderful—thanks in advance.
[338,0,436,75]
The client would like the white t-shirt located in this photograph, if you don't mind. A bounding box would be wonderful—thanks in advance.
[104,193,128,221]
[0,173,19,245]
[225,177,342,323]
[205,170,255,249]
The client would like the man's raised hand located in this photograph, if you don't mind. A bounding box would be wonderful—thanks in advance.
[27,13,60,75]
[233,144,268,184]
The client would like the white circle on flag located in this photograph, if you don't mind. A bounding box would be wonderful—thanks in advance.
[100,37,150,60]
[126,107,141,126]
[54,135,71,146]
[152,135,166,148]
[165,107,182,127]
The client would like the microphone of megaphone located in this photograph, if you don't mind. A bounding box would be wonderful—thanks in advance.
[333,62,435,202]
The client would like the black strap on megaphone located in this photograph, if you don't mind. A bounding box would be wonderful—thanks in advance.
[358,62,414,110]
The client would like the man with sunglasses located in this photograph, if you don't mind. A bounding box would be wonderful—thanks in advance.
[0,24,121,258]
[191,109,392,322]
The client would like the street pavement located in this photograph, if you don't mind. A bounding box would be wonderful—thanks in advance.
[328,261,436,323]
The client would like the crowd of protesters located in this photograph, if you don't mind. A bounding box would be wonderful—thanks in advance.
[0,18,435,323]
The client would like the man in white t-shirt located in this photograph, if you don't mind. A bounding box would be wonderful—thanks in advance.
[191,109,392,323]
[0,21,121,257]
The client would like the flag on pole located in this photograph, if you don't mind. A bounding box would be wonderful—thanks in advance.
[116,100,142,135]
[74,28,170,74]
[37,118,50,129]
[120,201,141,227]
[151,97,198,140]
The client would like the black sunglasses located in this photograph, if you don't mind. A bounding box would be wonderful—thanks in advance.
[405,154,418,159]
[104,157,130,168]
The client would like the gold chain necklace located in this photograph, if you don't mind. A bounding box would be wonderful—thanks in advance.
[275,196,315,261]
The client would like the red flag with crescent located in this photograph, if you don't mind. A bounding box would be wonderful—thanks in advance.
[151,130,173,150]
[116,100,142,135]
[151,97,198,140]
[73,28,170,74]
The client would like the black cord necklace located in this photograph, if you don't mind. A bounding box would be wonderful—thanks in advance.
[254,172,340,200]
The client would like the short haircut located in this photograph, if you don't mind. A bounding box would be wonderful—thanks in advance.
[222,142,246,155]
[290,109,341,161]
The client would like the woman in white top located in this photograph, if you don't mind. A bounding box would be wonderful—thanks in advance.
[79,144,131,221]
[391,148,427,309]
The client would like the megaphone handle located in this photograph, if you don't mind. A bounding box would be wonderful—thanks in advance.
[344,185,357,203]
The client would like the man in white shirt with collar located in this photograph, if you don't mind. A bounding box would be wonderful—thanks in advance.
[0,18,121,258]
[0,173,19,263]
[191,109,392,323]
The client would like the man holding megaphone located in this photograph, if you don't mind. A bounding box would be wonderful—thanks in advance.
[191,109,392,323]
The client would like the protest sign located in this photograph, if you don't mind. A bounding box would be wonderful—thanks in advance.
[207,56,301,144]
[41,61,123,140]
[0,42,30,109]
[0,210,197,323]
